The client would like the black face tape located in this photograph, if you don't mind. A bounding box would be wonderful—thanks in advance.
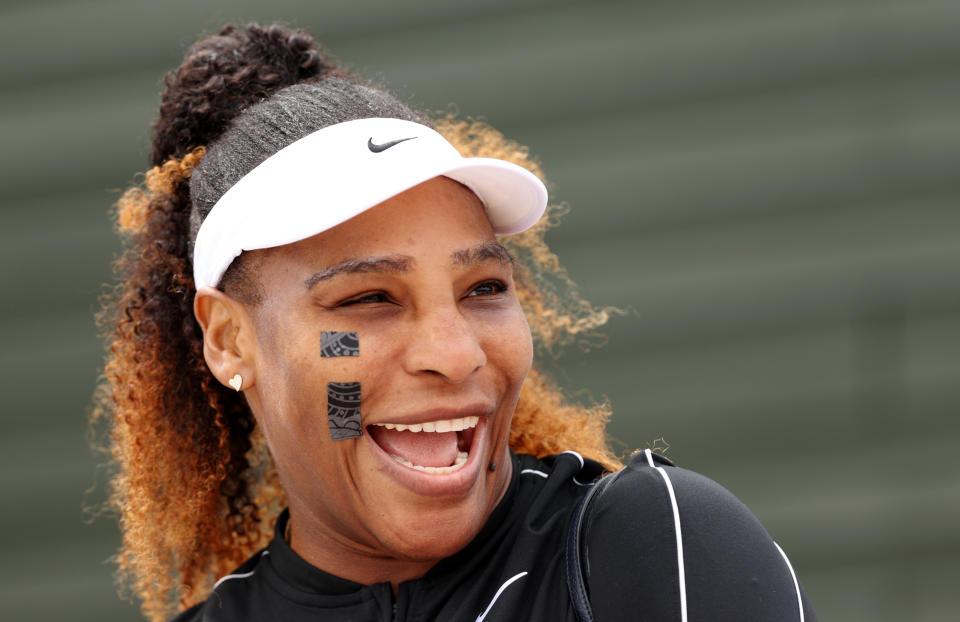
[327,382,362,440]
[321,331,360,357]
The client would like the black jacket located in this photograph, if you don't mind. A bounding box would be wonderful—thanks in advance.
[173,450,816,621]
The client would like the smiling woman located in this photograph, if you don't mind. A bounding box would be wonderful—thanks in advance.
[94,22,816,622]
[200,175,536,578]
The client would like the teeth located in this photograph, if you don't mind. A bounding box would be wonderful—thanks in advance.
[373,417,478,474]
[390,450,469,473]
[373,415,478,433]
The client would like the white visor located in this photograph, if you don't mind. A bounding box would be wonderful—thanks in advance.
[192,117,548,289]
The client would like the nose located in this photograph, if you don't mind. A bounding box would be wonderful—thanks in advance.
[402,305,487,383]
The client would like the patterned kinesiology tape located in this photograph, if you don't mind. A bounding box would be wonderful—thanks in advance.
[327,382,362,440]
[321,331,359,357]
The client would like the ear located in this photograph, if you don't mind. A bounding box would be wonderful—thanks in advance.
[194,285,257,392]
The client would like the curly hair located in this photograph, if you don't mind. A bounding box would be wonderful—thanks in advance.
[93,23,622,622]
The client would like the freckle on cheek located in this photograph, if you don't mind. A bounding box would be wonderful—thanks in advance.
[328,382,361,441]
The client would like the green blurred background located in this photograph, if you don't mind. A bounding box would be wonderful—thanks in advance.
[2,0,959,620]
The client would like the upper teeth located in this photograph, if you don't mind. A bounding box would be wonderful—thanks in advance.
[371,415,479,433]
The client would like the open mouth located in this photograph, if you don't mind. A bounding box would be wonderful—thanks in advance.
[367,416,479,474]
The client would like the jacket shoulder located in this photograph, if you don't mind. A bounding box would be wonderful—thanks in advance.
[582,450,816,621]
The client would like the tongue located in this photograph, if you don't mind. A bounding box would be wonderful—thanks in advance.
[369,427,460,468]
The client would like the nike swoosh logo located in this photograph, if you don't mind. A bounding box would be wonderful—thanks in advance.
[367,136,417,153]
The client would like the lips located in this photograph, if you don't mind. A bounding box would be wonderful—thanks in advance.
[363,409,490,497]
[367,415,478,470]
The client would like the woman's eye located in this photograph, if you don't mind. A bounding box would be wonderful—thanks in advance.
[468,280,507,297]
[340,292,389,306]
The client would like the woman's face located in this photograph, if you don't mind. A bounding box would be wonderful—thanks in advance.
[240,176,532,579]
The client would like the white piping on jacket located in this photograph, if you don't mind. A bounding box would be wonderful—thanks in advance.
[774,542,805,622]
[476,571,528,622]
[213,550,269,590]
[644,449,687,622]
[520,468,549,478]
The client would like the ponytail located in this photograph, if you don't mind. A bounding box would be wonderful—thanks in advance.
[96,23,335,620]
[98,143,264,620]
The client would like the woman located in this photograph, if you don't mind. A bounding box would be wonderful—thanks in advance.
[96,23,817,622]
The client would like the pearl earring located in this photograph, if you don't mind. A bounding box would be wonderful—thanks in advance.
[228,374,243,391]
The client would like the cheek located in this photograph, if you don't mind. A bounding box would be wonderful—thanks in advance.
[482,307,534,386]
[255,325,366,435]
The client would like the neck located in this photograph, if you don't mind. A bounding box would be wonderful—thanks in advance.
[283,456,513,588]
[288,528,436,588]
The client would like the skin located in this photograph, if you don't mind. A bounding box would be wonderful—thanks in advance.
[195,176,533,589]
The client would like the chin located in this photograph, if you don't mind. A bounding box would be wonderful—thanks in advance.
[387,522,478,562]
[376,499,487,562]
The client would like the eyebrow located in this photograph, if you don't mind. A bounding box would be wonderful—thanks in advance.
[304,242,514,289]
[451,242,515,267]
[305,255,413,289]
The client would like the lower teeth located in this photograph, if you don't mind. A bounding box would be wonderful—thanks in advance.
[390,451,469,473]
